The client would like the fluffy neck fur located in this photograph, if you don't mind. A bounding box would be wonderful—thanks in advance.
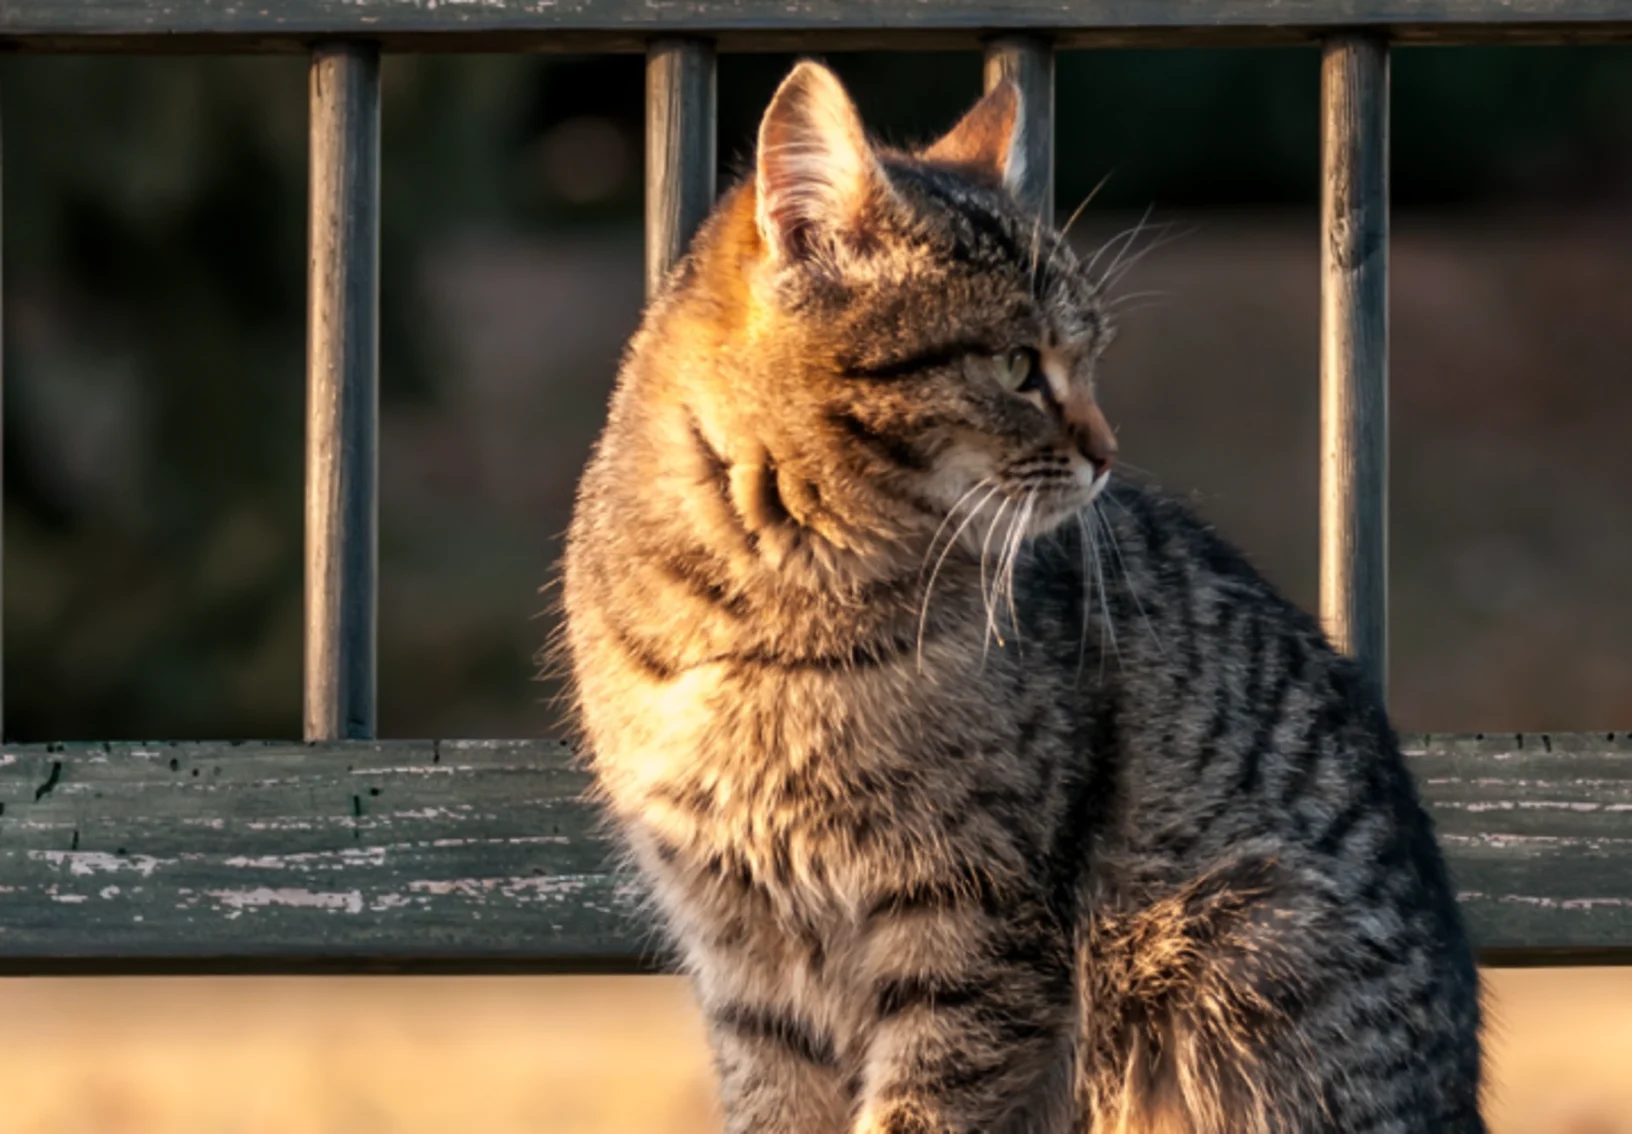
[599,183,947,601]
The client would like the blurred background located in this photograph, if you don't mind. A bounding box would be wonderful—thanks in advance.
[3,45,1632,1133]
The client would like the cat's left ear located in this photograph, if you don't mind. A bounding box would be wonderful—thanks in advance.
[755,60,890,265]
[920,79,1025,196]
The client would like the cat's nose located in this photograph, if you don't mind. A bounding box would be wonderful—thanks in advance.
[1065,396,1118,471]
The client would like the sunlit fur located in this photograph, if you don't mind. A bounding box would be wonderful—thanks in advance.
[560,61,1484,1134]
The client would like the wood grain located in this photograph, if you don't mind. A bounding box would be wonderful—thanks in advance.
[1319,35,1390,697]
[645,38,717,298]
[8,1,1632,53]
[1,735,1628,972]
[305,44,381,742]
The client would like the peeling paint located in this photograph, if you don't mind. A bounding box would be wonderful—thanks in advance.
[205,886,366,915]
[428,835,566,849]
[223,847,388,870]
[369,893,417,912]
[244,819,320,832]
[2,735,1626,963]
[32,850,165,878]
[407,874,591,901]
[392,807,478,820]
[1440,799,1632,814]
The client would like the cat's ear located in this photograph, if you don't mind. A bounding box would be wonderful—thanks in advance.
[755,61,887,264]
[920,79,1025,195]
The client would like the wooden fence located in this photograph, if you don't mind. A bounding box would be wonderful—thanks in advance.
[2,2,1630,974]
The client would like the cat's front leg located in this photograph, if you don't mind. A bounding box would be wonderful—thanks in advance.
[704,992,853,1134]
[688,915,854,1134]
[642,836,854,1133]
[851,891,1077,1134]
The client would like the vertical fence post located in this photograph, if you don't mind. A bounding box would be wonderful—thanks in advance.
[1,78,5,742]
[983,34,1055,224]
[645,38,717,299]
[305,43,381,742]
[1320,35,1390,697]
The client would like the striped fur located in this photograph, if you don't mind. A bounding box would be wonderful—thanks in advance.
[559,61,1484,1133]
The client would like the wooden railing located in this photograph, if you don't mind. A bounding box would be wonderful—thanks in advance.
[2,2,1630,974]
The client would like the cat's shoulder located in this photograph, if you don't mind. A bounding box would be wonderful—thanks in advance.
[1099,479,1262,581]
[1102,480,1333,643]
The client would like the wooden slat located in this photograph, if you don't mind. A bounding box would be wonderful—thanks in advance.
[7,1,1632,52]
[0,735,1628,972]
[0,740,636,972]
[306,43,381,742]
[1319,35,1390,695]
[983,34,1054,223]
[645,38,717,298]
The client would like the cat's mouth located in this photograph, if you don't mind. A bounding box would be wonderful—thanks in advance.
[1023,462,1113,536]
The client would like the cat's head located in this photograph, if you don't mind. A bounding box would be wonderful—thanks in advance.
[666,61,1118,564]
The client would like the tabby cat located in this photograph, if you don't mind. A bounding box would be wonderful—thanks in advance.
[560,60,1484,1133]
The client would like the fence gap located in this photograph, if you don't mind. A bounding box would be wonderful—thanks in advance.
[1319,34,1390,697]
[645,38,717,298]
[305,43,381,742]
[983,34,1055,224]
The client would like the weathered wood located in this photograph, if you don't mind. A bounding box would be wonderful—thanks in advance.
[0,735,1628,972]
[983,34,1054,223]
[306,43,381,742]
[1319,35,1389,696]
[645,38,717,298]
[0,740,643,972]
[8,1,1632,53]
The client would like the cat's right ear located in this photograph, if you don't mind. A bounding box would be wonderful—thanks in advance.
[755,61,886,265]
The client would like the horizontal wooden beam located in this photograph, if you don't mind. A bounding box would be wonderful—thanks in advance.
[5,1,1632,53]
[1,734,1629,973]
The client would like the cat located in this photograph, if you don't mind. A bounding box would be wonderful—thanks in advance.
[560,59,1484,1134]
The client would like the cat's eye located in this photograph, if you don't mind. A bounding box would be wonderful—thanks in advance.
[995,347,1042,393]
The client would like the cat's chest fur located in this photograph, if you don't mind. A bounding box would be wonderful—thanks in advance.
[592,643,1075,932]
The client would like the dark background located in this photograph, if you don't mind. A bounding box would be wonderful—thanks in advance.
[5,46,1632,741]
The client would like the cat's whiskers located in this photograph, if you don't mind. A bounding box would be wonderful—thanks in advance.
[998,487,1039,648]
[1092,208,1154,286]
[915,479,1003,673]
[1085,502,1120,676]
[919,477,998,581]
[1081,206,1159,288]
[1097,497,1168,659]
[1098,224,1196,297]
[1072,511,1094,680]
[978,497,1015,658]
[1106,289,1173,310]
[1103,458,1159,487]
[1038,170,1114,284]
[1028,207,1046,301]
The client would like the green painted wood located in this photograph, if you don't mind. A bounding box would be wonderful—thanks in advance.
[0,740,646,972]
[0,734,1629,972]
[6,1,1632,53]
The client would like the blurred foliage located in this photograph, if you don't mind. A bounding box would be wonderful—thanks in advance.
[3,46,1632,740]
